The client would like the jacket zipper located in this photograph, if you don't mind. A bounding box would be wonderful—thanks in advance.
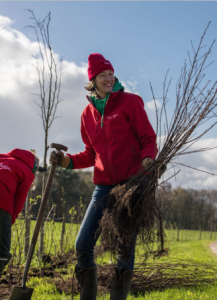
[87,94,115,183]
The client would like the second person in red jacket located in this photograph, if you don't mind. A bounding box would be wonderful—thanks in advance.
[0,149,39,278]
[50,53,158,300]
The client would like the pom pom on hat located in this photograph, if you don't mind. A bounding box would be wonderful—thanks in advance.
[87,53,114,81]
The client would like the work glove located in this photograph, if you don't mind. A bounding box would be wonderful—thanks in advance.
[142,157,154,170]
[142,157,167,179]
[49,150,70,168]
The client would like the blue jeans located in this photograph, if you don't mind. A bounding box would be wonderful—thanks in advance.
[75,183,136,270]
[0,208,12,277]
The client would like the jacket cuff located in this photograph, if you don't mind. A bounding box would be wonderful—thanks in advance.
[141,148,157,160]
[66,158,74,170]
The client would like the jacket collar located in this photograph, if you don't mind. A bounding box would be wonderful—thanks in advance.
[86,90,120,105]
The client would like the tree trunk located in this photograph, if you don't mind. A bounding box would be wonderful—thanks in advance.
[24,189,32,257]
[43,128,49,169]
[39,129,49,256]
[60,200,66,253]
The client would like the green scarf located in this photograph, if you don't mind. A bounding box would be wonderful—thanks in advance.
[112,81,124,92]
[92,81,124,128]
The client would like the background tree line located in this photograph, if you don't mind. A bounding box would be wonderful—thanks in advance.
[28,171,217,233]
[30,167,95,221]
[159,183,217,232]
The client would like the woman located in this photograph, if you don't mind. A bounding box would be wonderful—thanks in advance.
[0,149,39,277]
[50,53,158,300]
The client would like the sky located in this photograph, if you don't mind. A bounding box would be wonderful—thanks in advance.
[0,1,217,190]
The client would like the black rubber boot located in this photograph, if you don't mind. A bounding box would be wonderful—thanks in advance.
[75,266,97,300]
[110,267,133,300]
[0,259,8,278]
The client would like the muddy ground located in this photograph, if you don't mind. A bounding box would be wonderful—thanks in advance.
[0,247,114,299]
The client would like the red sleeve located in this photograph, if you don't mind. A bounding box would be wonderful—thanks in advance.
[12,174,35,225]
[128,95,158,160]
[67,117,95,169]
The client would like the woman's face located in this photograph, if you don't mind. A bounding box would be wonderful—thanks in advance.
[95,70,115,98]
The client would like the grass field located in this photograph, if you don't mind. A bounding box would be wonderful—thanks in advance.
[7,221,217,299]
[11,219,217,262]
[26,279,217,300]
[25,238,217,299]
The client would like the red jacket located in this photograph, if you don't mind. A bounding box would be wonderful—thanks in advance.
[0,149,35,224]
[68,91,158,185]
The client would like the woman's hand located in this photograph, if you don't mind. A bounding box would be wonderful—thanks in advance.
[142,157,154,170]
[142,157,167,178]
[49,151,70,168]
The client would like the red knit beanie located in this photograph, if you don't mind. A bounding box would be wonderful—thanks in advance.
[87,53,114,81]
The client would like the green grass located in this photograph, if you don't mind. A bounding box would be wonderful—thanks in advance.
[27,238,217,299]
[96,233,217,267]
[28,278,217,300]
[165,239,216,263]
[27,277,71,300]
[9,222,217,299]
[165,229,216,243]
[11,218,217,264]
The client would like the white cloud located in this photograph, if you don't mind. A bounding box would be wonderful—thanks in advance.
[0,15,88,163]
[145,99,161,110]
[0,22,38,65]
[0,15,14,27]
[121,80,139,95]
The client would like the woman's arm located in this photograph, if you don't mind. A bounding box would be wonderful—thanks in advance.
[128,95,158,159]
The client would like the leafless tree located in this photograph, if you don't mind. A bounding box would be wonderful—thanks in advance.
[26,9,63,255]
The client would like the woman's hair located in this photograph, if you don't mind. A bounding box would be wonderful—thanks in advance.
[85,76,119,99]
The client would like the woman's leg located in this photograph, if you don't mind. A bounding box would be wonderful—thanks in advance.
[117,176,150,270]
[0,208,12,277]
[117,233,137,270]
[110,177,151,299]
[110,234,136,300]
[75,184,113,300]
[75,184,113,268]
